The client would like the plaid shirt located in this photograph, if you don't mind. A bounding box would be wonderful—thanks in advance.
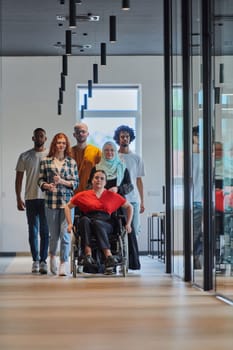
[38,156,79,209]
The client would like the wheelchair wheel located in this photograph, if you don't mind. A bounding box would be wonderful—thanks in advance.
[71,243,77,278]
[122,264,127,277]
[118,230,128,277]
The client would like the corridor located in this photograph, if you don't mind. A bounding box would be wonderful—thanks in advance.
[0,256,233,350]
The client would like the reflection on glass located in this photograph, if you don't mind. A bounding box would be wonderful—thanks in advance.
[192,125,203,270]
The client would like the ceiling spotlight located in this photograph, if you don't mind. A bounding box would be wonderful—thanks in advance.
[122,0,130,10]
[54,43,92,50]
[56,14,100,22]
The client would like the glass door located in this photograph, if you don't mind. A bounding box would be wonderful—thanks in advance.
[171,0,185,278]
[214,0,233,301]
[191,0,204,288]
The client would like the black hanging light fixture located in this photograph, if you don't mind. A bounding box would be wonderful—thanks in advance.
[84,94,88,109]
[66,30,72,55]
[62,55,68,76]
[100,43,106,65]
[69,0,76,28]
[58,101,62,115]
[80,105,84,119]
[61,73,66,91]
[219,63,224,83]
[88,80,93,98]
[109,16,116,43]
[122,0,130,10]
[59,88,63,104]
[93,64,98,84]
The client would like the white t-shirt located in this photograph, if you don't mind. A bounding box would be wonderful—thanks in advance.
[119,151,145,203]
[16,148,48,200]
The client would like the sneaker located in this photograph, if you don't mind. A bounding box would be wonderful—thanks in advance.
[83,255,98,274]
[83,255,96,266]
[59,262,67,276]
[104,256,117,275]
[104,267,115,275]
[50,256,57,275]
[32,261,39,273]
[105,255,117,268]
[39,261,48,275]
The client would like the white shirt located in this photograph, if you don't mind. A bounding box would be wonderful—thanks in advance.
[119,151,145,203]
[16,148,48,200]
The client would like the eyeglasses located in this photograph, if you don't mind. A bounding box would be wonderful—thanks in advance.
[74,130,87,135]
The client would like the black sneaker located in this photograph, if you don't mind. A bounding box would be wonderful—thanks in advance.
[83,255,98,273]
[105,255,117,268]
[84,255,95,265]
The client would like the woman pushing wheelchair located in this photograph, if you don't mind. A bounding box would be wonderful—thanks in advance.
[64,169,133,274]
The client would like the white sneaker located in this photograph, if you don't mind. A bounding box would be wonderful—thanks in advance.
[32,261,39,273]
[59,262,67,276]
[50,256,57,275]
[39,261,48,275]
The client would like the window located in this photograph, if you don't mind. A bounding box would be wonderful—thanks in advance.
[76,85,141,153]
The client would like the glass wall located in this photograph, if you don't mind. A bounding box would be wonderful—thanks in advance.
[191,0,204,288]
[166,0,233,301]
[214,0,233,301]
[171,0,185,278]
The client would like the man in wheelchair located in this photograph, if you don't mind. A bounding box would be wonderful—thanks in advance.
[64,169,133,274]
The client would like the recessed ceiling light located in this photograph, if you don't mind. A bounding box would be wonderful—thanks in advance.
[56,14,100,22]
[54,43,92,50]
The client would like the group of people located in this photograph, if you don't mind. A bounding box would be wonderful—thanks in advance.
[15,123,145,276]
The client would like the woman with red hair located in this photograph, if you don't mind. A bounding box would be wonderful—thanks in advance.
[38,133,79,276]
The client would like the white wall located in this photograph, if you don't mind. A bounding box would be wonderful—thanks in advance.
[0,56,165,253]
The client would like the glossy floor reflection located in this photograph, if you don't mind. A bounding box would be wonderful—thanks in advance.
[0,256,233,350]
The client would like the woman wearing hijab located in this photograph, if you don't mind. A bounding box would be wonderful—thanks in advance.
[87,141,133,196]
[87,141,140,271]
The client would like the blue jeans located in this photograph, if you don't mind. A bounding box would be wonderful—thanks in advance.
[46,207,73,263]
[25,199,49,262]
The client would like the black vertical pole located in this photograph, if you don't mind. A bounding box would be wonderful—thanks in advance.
[182,0,192,281]
[202,0,213,291]
[164,0,172,274]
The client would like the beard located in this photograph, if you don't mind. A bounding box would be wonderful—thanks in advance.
[34,141,44,148]
[121,143,128,147]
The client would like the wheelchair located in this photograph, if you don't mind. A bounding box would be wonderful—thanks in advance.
[70,211,128,277]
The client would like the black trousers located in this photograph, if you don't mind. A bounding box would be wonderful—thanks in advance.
[79,215,113,251]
